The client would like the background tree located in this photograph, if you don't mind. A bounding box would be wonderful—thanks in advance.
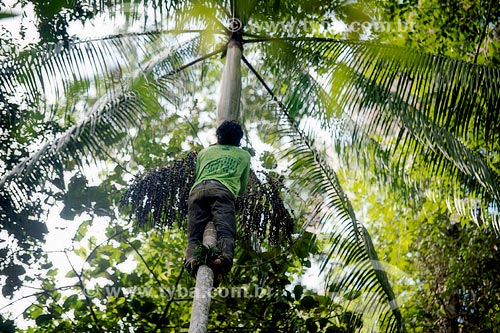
[380,0,500,65]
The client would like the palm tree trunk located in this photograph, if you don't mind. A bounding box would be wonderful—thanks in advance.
[188,39,242,333]
[188,222,216,333]
[217,39,242,125]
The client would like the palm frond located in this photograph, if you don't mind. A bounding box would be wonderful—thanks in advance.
[0,34,206,187]
[1,87,143,189]
[82,1,208,27]
[283,112,404,332]
[243,56,404,332]
[1,32,198,115]
[0,33,230,242]
[248,37,500,228]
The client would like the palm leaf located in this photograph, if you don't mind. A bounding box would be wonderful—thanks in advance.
[247,37,500,228]
[0,33,224,237]
[1,34,202,183]
[2,32,196,114]
[242,55,404,332]
[283,110,404,332]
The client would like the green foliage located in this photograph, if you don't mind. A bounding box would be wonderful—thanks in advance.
[381,0,500,66]
[258,36,500,229]
[0,315,16,333]
[193,243,222,263]
[60,174,114,220]
[4,0,500,332]
[336,139,500,332]
[13,218,353,333]
[0,30,200,298]
[405,203,500,332]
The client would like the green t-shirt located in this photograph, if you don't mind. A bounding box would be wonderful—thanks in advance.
[191,144,251,198]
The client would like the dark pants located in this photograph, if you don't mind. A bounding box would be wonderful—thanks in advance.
[185,180,236,272]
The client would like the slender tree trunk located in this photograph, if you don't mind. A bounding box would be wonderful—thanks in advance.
[188,39,242,333]
[217,39,242,125]
[188,222,216,333]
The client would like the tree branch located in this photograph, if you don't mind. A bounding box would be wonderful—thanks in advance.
[474,0,494,64]
[125,238,170,296]
[153,265,186,331]
[64,250,103,332]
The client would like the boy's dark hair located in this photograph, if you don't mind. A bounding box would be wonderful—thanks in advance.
[216,120,244,146]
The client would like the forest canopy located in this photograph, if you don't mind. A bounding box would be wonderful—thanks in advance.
[1,1,499,332]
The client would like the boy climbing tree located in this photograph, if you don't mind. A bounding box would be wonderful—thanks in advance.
[184,120,251,285]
